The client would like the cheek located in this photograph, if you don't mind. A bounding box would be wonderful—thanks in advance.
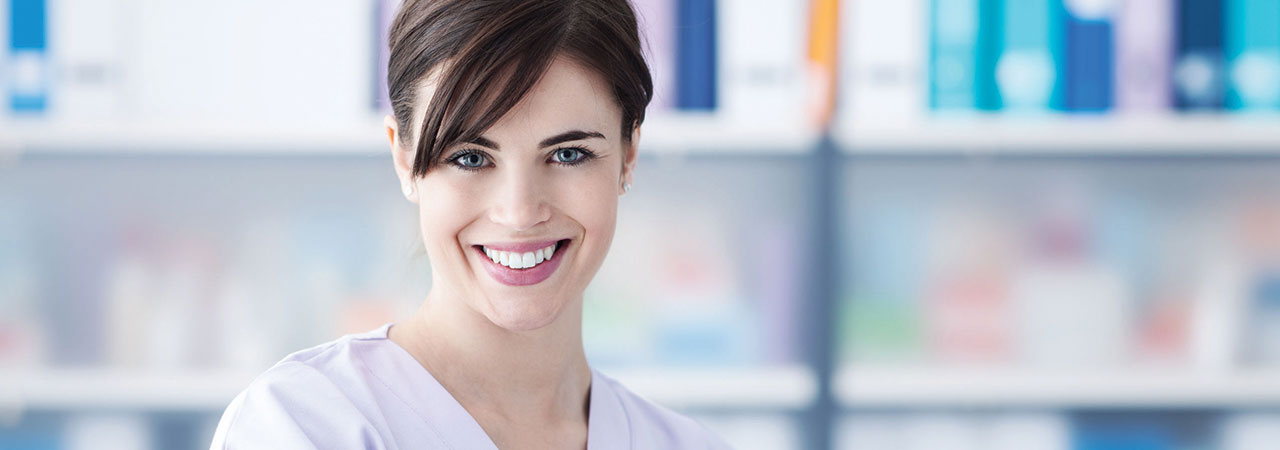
[561,167,619,244]
[416,177,481,249]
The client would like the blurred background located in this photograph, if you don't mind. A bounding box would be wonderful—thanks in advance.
[1,0,1279,449]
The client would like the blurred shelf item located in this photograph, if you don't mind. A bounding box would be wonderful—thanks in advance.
[1,113,817,156]
[1,365,815,412]
[835,366,1280,408]
[835,115,1280,154]
[606,365,818,410]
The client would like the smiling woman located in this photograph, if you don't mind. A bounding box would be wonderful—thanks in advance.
[397,56,632,334]
[208,0,732,449]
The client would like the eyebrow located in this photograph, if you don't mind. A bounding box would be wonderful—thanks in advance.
[464,130,606,150]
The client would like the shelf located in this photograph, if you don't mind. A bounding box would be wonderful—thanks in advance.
[637,113,818,155]
[1,118,389,156]
[835,366,1280,408]
[835,115,1280,155]
[0,365,815,412]
[0,113,817,156]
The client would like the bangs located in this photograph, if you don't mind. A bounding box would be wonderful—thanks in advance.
[410,1,567,177]
[386,0,653,178]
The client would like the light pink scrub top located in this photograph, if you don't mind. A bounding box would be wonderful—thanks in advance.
[210,323,733,449]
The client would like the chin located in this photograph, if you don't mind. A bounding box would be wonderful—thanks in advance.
[480,298,566,332]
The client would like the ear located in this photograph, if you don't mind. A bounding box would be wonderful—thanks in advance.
[620,125,640,195]
[386,114,419,203]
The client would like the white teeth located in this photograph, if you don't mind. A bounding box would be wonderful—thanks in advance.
[483,241,561,269]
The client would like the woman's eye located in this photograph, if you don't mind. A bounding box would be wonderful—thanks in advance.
[458,153,485,168]
[446,150,488,171]
[552,147,594,165]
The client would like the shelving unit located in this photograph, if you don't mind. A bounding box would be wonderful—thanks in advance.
[6,1,1280,449]
[1,365,816,412]
[835,366,1280,409]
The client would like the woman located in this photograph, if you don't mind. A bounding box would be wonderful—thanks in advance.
[210,0,733,448]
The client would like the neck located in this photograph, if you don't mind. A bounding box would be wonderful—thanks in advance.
[391,287,592,423]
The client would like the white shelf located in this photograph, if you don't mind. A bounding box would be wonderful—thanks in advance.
[1,113,818,156]
[637,113,818,155]
[0,365,815,412]
[1,118,389,155]
[836,366,1280,408]
[836,115,1280,154]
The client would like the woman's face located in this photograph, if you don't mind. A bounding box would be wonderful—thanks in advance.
[388,56,637,332]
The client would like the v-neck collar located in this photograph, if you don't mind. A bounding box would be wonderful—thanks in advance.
[366,323,631,450]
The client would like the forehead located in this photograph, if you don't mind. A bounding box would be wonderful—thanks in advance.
[415,55,622,145]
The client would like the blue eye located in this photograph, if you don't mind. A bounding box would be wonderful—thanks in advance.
[551,147,597,166]
[457,153,485,168]
[445,150,489,171]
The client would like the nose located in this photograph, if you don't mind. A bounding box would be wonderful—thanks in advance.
[487,166,552,232]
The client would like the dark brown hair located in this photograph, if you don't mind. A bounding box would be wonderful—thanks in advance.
[387,0,653,178]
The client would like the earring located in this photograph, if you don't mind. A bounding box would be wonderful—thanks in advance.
[622,182,632,194]
[402,182,414,197]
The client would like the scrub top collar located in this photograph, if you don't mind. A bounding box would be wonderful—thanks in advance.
[365,323,631,450]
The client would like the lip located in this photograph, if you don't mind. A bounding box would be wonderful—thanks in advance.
[472,239,572,287]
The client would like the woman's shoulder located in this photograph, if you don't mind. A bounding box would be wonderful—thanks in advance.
[209,325,397,449]
[229,324,392,400]
[282,324,391,369]
[591,369,734,449]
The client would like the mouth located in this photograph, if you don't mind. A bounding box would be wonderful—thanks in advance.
[471,239,572,287]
